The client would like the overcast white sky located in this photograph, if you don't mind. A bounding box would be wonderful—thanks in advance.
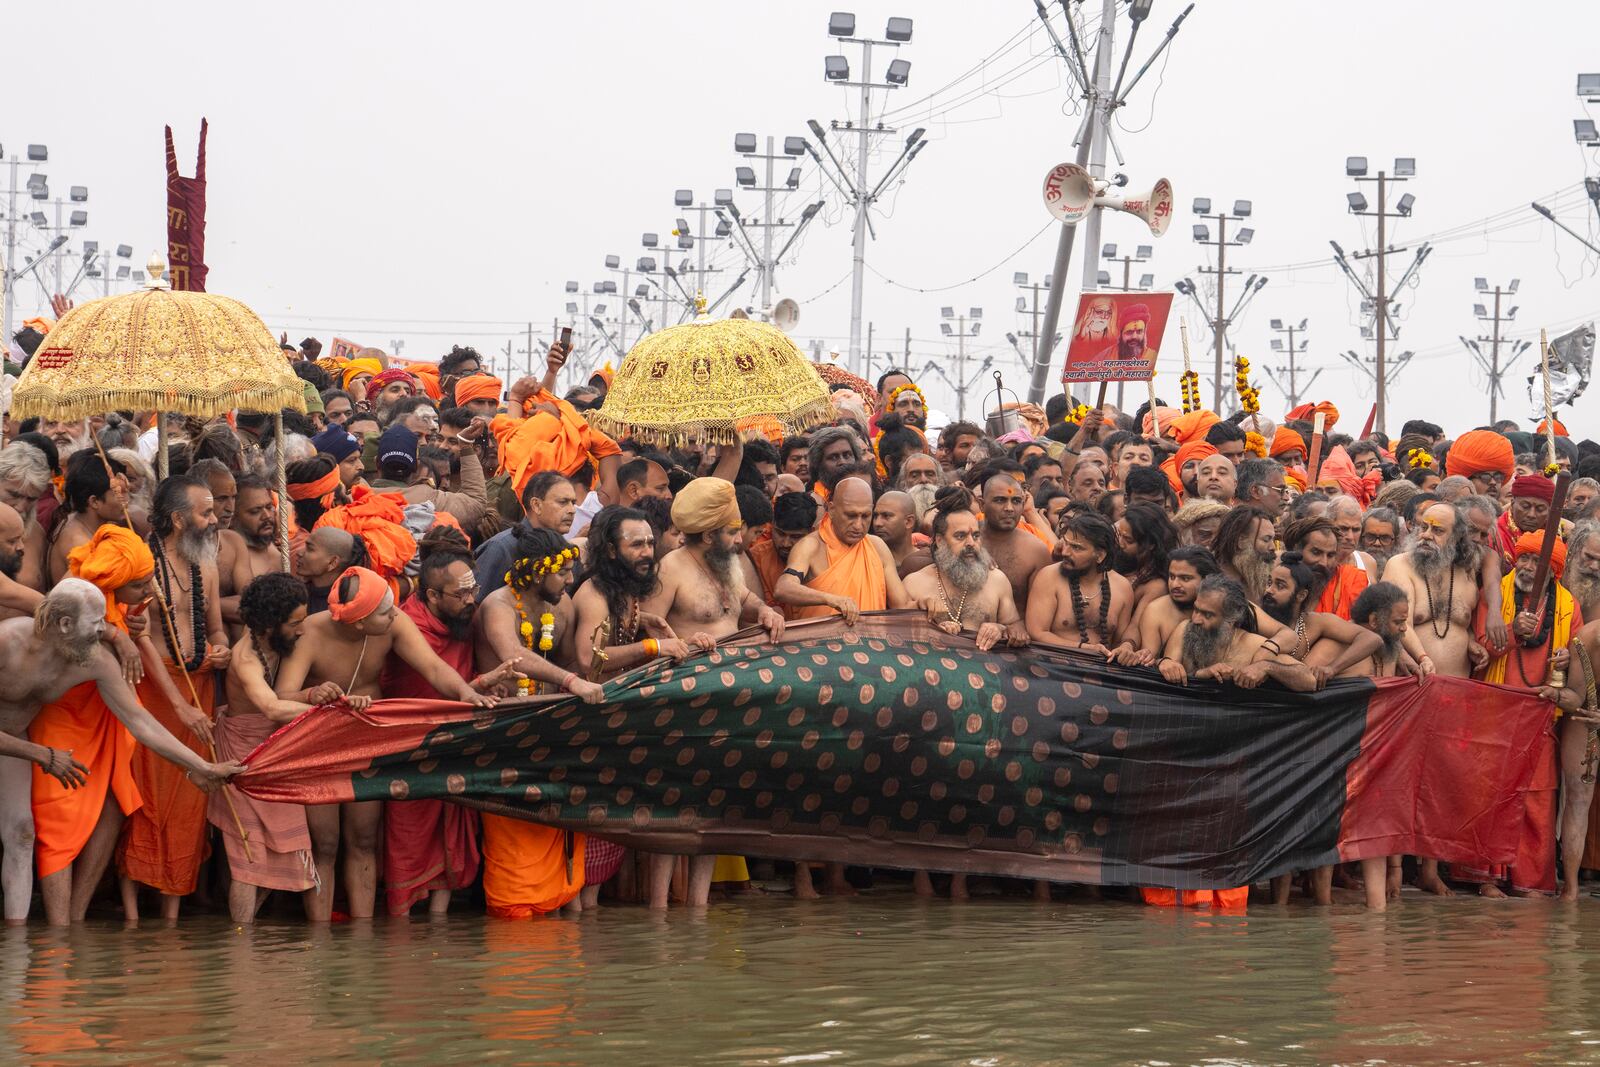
[8,0,1600,435]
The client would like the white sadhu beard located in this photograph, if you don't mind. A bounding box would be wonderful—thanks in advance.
[59,624,101,666]
[1565,568,1600,612]
[933,543,993,595]
[177,523,220,567]
[1232,550,1271,600]
[1181,620,1234,675]
[1405,535,1446,582]
[703,542,748,602]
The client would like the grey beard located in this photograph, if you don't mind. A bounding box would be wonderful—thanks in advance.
[178,524,219,566]
[1232,551,1270,599]
[1377,627,1403,660]
[703,544,744,598]
[1408,538,1445,582]
[1513,573,1533,595]
[1181,620,1234,674]
[60,628,99,667]
[1566,569,1600,609]
[933,543,992,594]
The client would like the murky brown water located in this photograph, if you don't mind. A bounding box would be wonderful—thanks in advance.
[6,887,1600,1065]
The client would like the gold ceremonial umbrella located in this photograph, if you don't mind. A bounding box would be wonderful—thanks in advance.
[10,255,304,423]
[811,361,880,411]
[588,316,831,447]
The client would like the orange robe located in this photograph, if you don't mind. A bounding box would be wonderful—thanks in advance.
[481,814,585,918]
[1140,886,1249,910]
[747,537,792,618]
[30,684,142,879]
[791,517,887,620]
[117,662,215,895]
[1315,563,1368,620]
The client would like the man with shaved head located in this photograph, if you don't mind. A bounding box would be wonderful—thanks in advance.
[0,580,239,923]
[777,476,911,625]
[871,490,919,574]
[0,502,43,615]
[296,526,367,616]
[979,469,1053,612]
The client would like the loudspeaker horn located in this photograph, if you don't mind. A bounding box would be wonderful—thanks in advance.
[1041,162,1096,225]
[1095,177,1174,237]
[772,297,800,332]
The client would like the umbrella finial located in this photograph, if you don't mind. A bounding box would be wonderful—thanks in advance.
[144,253,172,292]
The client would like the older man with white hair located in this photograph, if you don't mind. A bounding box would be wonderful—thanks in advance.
[0,580,239,923]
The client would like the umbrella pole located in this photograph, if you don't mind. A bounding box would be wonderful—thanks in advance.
[156,412,169,480]
[87,434,254,862]
[274,410,289,570]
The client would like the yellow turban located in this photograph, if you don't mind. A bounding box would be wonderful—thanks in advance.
[342,357,383,390]
[67,523,153,632]
[671,478,741,535]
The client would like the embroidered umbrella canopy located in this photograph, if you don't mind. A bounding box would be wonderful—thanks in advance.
[10,255,304,423]
[811,360,880,411]
[587,316,831,447]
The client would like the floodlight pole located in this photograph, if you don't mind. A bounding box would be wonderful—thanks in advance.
[1027,0,1116,405]
[2,157,17,348]
[1193,209,1248,409]
[1269,319,1313,409]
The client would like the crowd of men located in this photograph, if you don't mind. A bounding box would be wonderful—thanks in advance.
[2,325,1600,924]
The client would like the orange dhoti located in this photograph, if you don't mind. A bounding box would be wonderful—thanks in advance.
[1141,886,1249,910]
[790,518,887,620]
[481,814,584,918]
[117,663,214,896]
[30,682,142,879]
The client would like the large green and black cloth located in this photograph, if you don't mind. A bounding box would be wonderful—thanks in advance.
[236,612,1553,889]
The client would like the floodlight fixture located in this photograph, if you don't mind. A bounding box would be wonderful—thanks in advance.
[1102,243,1117,258]
[1139,273,1155,288]
[735,166,756,187]
[1508,278,1521,293]
[637,256,656,272]
[116,244,132,258]
[715,219,731,237]
[1475,277,1488,291]
[1096,270,1112,286]
[29,184,46,201]
[1232,199,1252,218]
[26,173,46,190]
[1393,157,1416,177]
[787,166,802,188]
[1507,305,1520,318]
[115,265,130,279]
[783,136,807,157]
[26,144,46,161]
[642,232,658,247]
[1346,156,1368,177]
[734,132,757,154]
[1192,224,1209,241]
[28,211,47,227]
[828,12,856,37]
[969,307,982,319]
[676,235,693,250]
[674,189,693,207]
[1580,73,1600,99]
[1474,304,1488,318]
[605,254,620,269]
[1236,227,1254,244]
[83,240,99,255]
[565,303,578,315]
[565,281,579,293]
[1347,192,1368,213]
[69,210,87,226]
[940,322,953,336]
[1136,244,1153,259]
[1395,192,1415,216]
[602,280,618,294]
[1270,319,1284,330]
[1013,271,1028,285]
[1577,119,1600,145]
[69,185,88,202]
[1192,197,1211,214]
[941,306,954,318]
[885,16,912,41]
[1015,297,1027,313]
[825,55,849,81]
[885,58,911,85]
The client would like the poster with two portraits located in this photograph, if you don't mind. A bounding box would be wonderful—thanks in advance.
[1061,291,1174,385]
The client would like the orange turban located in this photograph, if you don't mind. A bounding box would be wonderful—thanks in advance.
[671,478,741,535]
[406,363,442,401]
[491,390,621,498]
[1270,426,1306,458]
[67,523,154,632]
[589,365,615,390]
[342,358,383,390]
[328,566,391,623]
[1286,401,1339,429]
[1165,409,1219,445]
[1140,406,1182,439]
[1163,440,1218,495]
[1445,429,1515,483]
[314,485,417,581]
[454,374,503,408]
[1538,418,1568,438]
[287,467,341,503]
[1513,530,1566,579]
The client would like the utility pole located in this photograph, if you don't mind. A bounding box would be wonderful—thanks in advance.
[940,307,983,422]
[1342,155,1418,436]
[1190,199,1255,409]
[1,143,50,348]
[1459,278,1530,423]
[1267,317,1316,410]
[722,135,824,320]
[1012,272,1053,368]
[1098,243,1153,292]
[1027,0,1195,403]
[805,13,926,376]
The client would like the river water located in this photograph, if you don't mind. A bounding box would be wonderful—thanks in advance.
[5,887,1600,1064]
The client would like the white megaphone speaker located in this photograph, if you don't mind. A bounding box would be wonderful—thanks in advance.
[771,297,800,333]
[1041,162,1096,225]
[1095,177,1174,237]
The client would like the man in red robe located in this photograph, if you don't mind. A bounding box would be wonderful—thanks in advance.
[378,547,498,917]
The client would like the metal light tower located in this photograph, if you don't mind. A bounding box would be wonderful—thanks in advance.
[1458,278,1531,424]
[1266,317,1316,410]
[1,142,50,347]
[805,12,926,375]
[1191,197,1255,410]
[723,134,825,319]
[1341,155,1417,436]
[940,306,983,422]
[1099,242,1154,292]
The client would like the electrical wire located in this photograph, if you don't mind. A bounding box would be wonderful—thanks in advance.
[863,221,1055,293]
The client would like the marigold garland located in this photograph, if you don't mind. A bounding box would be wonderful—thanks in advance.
[1405,447,1435,470]
[1067,403,1090,424]
[1179,370,1201,414]
[1544,461,1561,477]
[1233,355,1260,415]
[885,383,925,410]
[1244,431,1267,458]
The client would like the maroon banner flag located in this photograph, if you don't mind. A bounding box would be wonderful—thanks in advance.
[164,119,208,292]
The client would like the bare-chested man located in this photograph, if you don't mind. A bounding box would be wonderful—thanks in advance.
[1562,522,1600,622]
[229,473,285,593]
[1379,501,1486,895]
[871,490,919,575]
[978,471,1052,613]
[47,452,128,587]
[274,565,499,919]
[1114,545,1219,666]
[776,476,912,624]
[192,459,246,627]
[1156,574,1320,692]
[903,501,1026,900]
[475,527,606,703]
[1260,551,1386,681]
[642,478,784,908]
[0,581,237,923]
[0,502,43,615]
[572,506,704,683]
[1027,510,1134,656]
[1542,616,1600,901]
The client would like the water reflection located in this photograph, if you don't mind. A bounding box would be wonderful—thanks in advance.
[6,893,1600,1063]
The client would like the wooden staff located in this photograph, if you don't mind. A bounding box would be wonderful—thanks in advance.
[1528,472,1572,624]
[1539,327,1558,470]
[88,434,254,862]
[1146,339,1163,440]
[1306,411,1327,486]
